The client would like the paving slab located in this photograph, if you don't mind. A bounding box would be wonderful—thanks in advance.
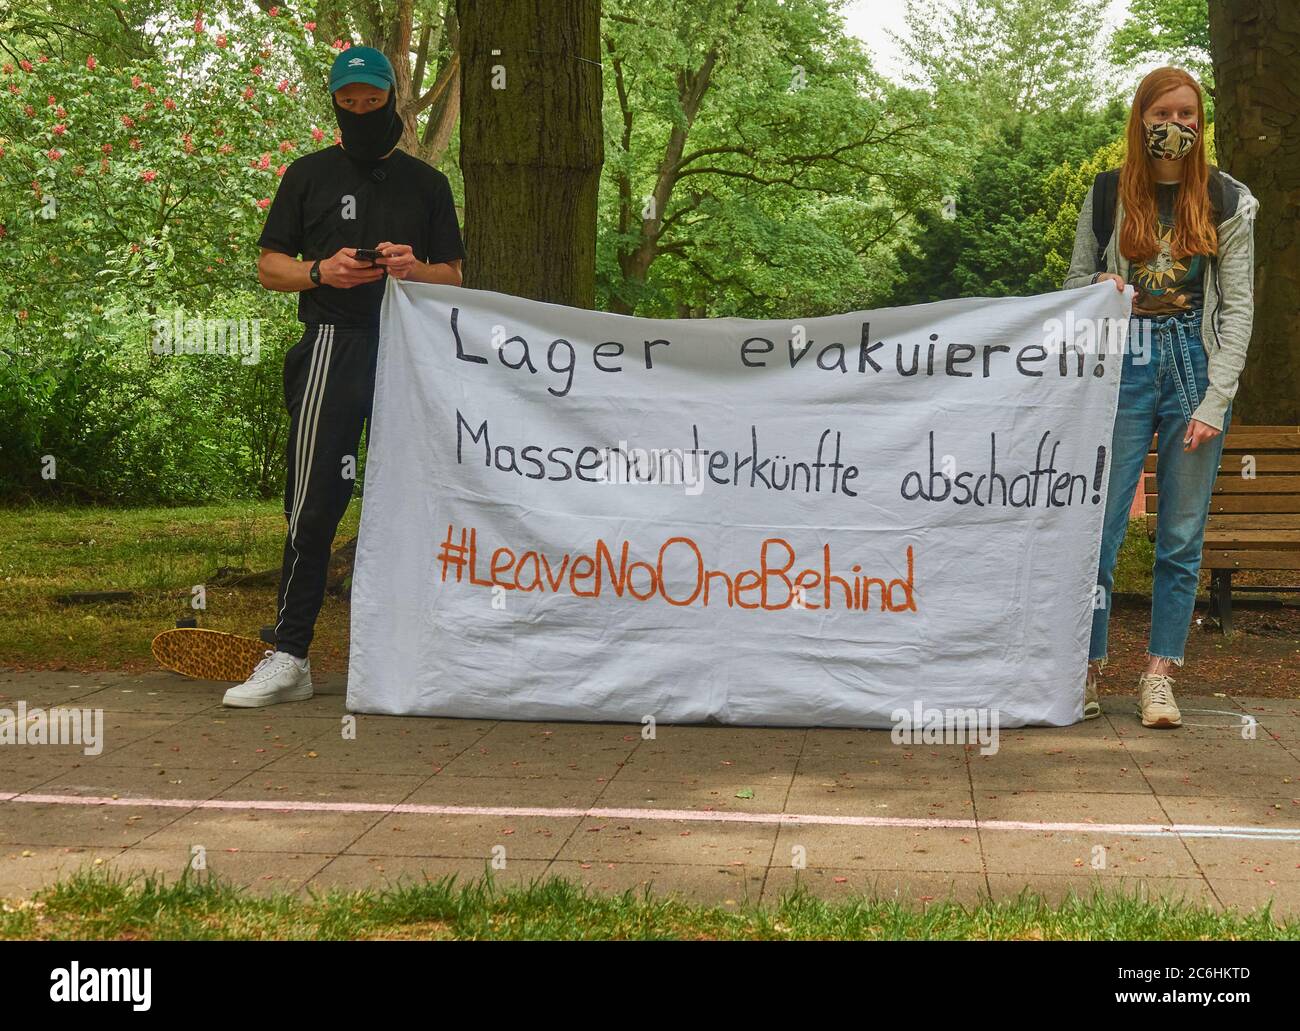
[762,867,989,907]
[551,858,767,906]
[772,824,985,872]
[108,846,333,896]
[0,844,125,899]
[304,854,551,896]
[983,872,1218,908]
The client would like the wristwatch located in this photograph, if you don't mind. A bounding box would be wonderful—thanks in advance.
[309,259,322,286]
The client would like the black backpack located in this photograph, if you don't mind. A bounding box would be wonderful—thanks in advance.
[1090,165,1237,269]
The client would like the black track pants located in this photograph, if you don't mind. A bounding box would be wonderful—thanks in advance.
[274,322,378,658]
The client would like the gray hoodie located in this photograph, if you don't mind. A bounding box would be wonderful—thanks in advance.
[1063,170,1259,431]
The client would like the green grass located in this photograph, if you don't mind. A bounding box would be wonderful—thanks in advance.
[1114,518,1156,597]
[1,869,1294,940]
[0,501,360,671]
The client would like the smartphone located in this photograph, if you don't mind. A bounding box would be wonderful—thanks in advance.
[353,247,384,266]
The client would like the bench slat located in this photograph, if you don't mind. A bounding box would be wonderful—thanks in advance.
[1144,454,1300,473]
[1203,549,1300,570]
[1146,494,1300,513]
[1206,513,1300,529]
[1204,530,1300,548]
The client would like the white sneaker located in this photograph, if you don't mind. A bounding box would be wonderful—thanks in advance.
[222,650,313,708]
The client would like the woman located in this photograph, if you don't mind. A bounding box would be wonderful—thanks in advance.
[1063,66,1257,728]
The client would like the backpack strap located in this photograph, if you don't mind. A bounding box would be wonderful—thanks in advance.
[1091,169,1120,270]
[1207,165,1238,223]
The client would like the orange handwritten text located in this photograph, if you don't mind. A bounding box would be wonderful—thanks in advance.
[435,525,917,612]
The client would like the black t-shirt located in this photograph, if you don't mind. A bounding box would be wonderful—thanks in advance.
[1129,182,1206,316]
[258,145,466,327]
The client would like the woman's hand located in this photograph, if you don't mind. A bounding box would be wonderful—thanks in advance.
[1184,418,1221,451]
[1095,273,1126,292]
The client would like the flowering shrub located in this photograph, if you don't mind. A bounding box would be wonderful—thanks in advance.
[0,4,344,501]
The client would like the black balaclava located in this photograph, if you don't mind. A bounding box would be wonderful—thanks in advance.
[333,91,402,162]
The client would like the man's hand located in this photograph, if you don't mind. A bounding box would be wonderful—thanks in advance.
[320,247,386,288]
[1095,273,1126,292]
[374,242,416,280]
[1184,418,1221,452]
[375,242,462,285]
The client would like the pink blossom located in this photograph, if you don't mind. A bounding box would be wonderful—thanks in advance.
[129,137,140,150]
[18,310,27,320]
[332,40,344,50]
[194,14,204,34]
[251,65,263,77]
[258,153,271,169]
[99,157,109,172]
[7,85,20,94]
[46,148,62,160]
[277,79,289,93]
[130,243,140,253]
[269,5,279,15]
[86,55,97,70]
[141,169,157,182]
[216,33,228,48]
[305,21,316,31]
[218,143,233,154]
[120,114,135,127]
[164,97,176,110]
[279,139,292,152]
[257,198,271,209]
[242,86,254,100]
[276,163,287,176]
[101,143,112,153]
[23,104,34,116]
[52,124,66,135]
[2,64,12,74]
[56,106,65,117]
[47,94,56,105]
[310,127,324,142]
[38,54,49,63]
[131,75,142,88]
[19,60,33,72]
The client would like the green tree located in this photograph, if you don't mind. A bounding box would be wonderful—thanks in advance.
[598,0,944,318]
[1111,0,1213,86]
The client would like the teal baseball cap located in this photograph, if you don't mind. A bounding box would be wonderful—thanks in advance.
[329,46,395,93]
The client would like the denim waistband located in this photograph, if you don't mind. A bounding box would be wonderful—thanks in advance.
[1131,309,1203,423]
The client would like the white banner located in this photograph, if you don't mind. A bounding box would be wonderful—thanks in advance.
[347,279,1129,727]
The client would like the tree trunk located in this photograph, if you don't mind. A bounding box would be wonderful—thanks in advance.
[1208,0,1300,424]
[456,0,603,305]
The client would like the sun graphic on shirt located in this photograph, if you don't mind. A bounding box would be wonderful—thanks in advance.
[1134,223,1189,290]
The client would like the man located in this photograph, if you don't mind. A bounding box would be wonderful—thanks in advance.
[225,46,465,707]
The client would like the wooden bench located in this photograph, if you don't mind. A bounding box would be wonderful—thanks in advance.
[1144,425,1300,633]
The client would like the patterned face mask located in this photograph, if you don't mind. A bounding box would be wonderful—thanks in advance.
[1145,119,1198,160]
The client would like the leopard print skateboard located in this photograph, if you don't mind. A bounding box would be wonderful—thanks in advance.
[151,628,268,683]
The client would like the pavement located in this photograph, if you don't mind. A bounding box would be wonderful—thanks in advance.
[2,668,1298,916]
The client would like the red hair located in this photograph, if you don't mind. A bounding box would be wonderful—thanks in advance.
[1119,66,1217,262]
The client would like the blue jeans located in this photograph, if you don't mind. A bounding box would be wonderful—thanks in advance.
[1089,310,1231,667]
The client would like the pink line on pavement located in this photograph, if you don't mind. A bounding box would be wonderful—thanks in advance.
[5,791,1300,840]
